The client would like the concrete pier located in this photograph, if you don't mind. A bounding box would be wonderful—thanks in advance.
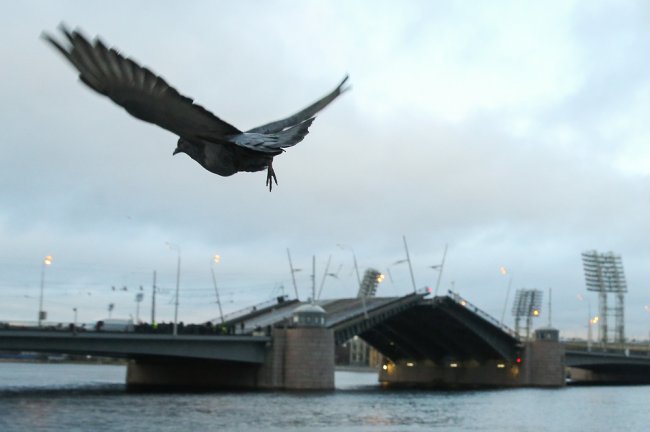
[378,328,565,388]
[519,328,565,387]
[126,358,260,389]
[127,305,335,390]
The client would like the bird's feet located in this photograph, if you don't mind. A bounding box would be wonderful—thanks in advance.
[266,163,278,192]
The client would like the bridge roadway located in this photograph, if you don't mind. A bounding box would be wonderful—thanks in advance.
[3,291,650,387]
[563,342,650,383]
[220,290,521,363]
[0,291,520,366]
[0,330,270,363]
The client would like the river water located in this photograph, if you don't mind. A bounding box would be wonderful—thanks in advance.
[0,362,649,431]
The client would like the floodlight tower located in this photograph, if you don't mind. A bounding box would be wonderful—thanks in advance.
[511,289,543,340]
[582,250,627,344]
[358,268,384,298]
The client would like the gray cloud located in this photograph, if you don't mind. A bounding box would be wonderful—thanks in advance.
[2,0,650,339]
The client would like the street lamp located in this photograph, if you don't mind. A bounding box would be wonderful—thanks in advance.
[499,266,513,325]
[431,243,448,297]
[72,307,78,333]
[402,236,417,294]
[211,254,225,324]
[38,255,53,327]
[135,292,144,323]
[386,235,418,295]
[166,242,181,336]
[388,259,408,293]
[643,305,650,356]
[286,248,301,300]
[577,294,593,352]
[337,244,361,290]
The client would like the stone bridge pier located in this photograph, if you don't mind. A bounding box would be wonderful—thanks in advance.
[378,328,565,388]
[127,304,335,390]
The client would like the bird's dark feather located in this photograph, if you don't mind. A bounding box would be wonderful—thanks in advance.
[247,75,350,134]
[42,25,242,141]
[43,24,349,191]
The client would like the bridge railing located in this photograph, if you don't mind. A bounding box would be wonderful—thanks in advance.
[217,295,293,324]
[446,290,519,339]
[564,340,650,357]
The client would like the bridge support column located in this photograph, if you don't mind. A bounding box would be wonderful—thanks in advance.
[126,358,261,389]
[258,304,335,390]
[519,328,565,387]
[378,328,565,388]
[126,325,335,390]
[258,326,335,390]
[566,367,650,384]
[379,359,522,388]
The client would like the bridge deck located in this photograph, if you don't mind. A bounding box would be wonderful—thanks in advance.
[0,330,270,363]
[0,292,522,366]
[220,291,521,364]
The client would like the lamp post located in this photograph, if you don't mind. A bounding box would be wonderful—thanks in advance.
[72,307,78,333]
[337,244,361,290]
[643,305,650,357]
[389,259,408,293]
[166,242,181,336]
[499,266,513,325]
[211,254,224,324]
[402,236,417,294]
[286,248,301,300]
[431,244,448,297]
[38,255,53,327]
[135,292,144,323]
[577,294,593,352]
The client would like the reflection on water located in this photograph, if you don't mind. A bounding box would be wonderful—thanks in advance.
[0,363,650,431]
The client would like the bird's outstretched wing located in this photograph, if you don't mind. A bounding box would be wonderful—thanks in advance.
[231,118,315,153]
[247,75,350,134]
[42,24,242,140]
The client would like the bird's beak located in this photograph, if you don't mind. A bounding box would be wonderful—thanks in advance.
[173,148,180,155]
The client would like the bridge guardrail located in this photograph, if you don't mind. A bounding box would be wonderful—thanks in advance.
[563,340,650,357]
[446,290,519,339]
[218,295,293,324]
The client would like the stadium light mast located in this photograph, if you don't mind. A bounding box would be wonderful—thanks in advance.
[582,250,627,344]
[512,289,543,340]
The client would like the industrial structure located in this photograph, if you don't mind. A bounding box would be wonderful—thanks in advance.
[357,268,384,298]
[511,289,543,340]
[581,250,627,343]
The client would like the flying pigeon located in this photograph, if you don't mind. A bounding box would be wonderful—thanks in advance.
[42,24,350,191]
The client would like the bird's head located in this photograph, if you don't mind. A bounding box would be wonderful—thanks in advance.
[174,138,204,160]
[173,138,204,167]
[173,138,191,156]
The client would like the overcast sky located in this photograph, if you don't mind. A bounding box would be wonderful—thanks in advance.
[2,0,650,339]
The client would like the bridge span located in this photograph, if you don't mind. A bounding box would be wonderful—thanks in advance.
[2,290,649,389]
[564,344,650,384]
[0,330,269,363]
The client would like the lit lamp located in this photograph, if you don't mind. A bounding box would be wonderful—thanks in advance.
[38,255,53,327]
[643,305,650,356]
[577,294,593,352]
[166,242,181,336]
[211,254,225,324]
